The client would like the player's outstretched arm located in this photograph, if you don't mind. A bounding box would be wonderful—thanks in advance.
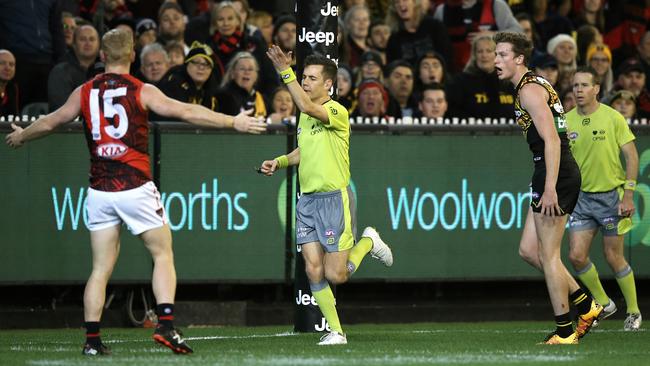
[5,87,82,148]
[140,84,267,134]
[266,45,330,124]
[259,147,300,176]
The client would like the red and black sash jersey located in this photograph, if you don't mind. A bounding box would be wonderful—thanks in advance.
[80,73,151,192]
[514,72,570,160]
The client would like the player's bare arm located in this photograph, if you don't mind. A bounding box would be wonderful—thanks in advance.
[620,141,639,216]
[266,45,330,124]
[260,147,301,176]
[520,83,562,217]
[140,84,267,134]
[5,87,82,148]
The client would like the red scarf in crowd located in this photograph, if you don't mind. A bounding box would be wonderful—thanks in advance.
[213,30,244,56]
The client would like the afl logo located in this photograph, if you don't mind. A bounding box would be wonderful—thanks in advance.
[568,131,579,140]
[97,143,128,158]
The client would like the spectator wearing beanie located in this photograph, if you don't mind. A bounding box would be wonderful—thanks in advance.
[586,43,613,98]
[337,64,356,112]
[547,33,577,93]
[351,78,390,119]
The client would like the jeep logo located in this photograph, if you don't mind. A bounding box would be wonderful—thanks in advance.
[298,28,335,46]
[97,143,127,158]
[295,289,318,306]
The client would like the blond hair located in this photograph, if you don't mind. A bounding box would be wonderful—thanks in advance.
[101,28,133,65]
[385,0,423,33]
[221,51,258,88]
[210,1,243,35]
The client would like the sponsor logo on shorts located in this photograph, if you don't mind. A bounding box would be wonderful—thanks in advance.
[97,143,128,158]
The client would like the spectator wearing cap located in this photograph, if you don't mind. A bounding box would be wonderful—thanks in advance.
[547,33,577,93]
[138,43,170,84]
[586,43,613,98]
[356,50,384,86]
[433,0,522,73]
[0,50,19,117]
[417,82,448,119]
[414,50,449,99]
[337,64,356,112]
[272,15,297,69]
[47,24,100,111]
[136,18,158,52]
[447,35,514,119]
[614,58,650,118]
[384,60,417,118]
[367,20,390,64]
[384,0,452,68]
[608,90,637,119]
[158,41,221,114]
[341,5,371,70]
[216,51,268,118]
[351,78,390,119]
[531,53,559,89]
[158,2,188,53]
[208,2,278,96]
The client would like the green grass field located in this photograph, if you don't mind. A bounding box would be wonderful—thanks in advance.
[0,322,647,366]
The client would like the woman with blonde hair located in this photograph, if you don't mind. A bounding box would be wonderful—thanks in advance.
[217,51,268,118]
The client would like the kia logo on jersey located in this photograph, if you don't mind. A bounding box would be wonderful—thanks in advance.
[97,143,128,158]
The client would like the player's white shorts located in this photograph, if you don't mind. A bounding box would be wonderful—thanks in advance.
[86,181,167,235]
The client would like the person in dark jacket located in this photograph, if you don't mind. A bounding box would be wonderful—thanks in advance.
[447,35,514,119]
[0,50,19,117]
[216,51,268,118]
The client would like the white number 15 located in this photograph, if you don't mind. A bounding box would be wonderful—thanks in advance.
[89,87,129,141]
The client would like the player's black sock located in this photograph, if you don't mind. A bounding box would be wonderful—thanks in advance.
[569,288,592,315]
[555,313,573,338]
[85,321,101,346]
[156,303,175,329]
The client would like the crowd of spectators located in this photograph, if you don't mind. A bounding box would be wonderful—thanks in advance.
[1,0,650,122]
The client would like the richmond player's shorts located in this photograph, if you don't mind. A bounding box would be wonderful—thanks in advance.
[296,186,357,252]
[569,188,633,236]
[530,154,581,215]
[86,181,167,235]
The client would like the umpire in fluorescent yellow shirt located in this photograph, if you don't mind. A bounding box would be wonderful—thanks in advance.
[566,66,642,331]
[259,46,394,345]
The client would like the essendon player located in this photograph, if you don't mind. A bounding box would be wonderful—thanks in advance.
[6,29,266,355]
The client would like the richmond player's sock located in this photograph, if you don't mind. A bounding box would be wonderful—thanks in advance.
[576,262,609,307]
[310,280,343,334]
[347,238,373,274]
[156,303,175,329]
[569,288,593,315]
[85,321,101,346]
[616,266,640,314]
[555,313,574,338]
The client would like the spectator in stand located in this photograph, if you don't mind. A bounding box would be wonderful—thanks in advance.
[337,64,356,112]
[571,0,605,32]
[531,53,559,89]
[608,89,637,120]
[576,24,602,65]
[433,0,522,73]
[267,85,295,124]
[136,19,158,53]
[587,43,614,98]
[530,0,574,49]
[248,11,274,47]
[272,15,297,70]
[351,78,390,119]
[48,24,100,111]
[385,0,452,68]
[547,33,578,93]
[384,60,416,117]
[341,5,371,70]
[0,50,19,117]
[356,51,385,86]
[0,1,66,109]
[515,12,541,52]
[635,30,650,91]
[139,43,171,84]
[62,12,77,49]
[448,35,514,119]
[165,41,186,67]
[614,58,650,118]
[231,0,264,42]
[158,42,221,113]
[90,0,132,36]
[209,1,277,95]
[561,87,577,112]
[417,82,448,119]
[217,52,268,118]
[367,20,391,64]
[158,2,188,53]
[414,50,449,98]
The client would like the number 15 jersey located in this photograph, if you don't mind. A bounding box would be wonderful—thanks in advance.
[80,73,151,192]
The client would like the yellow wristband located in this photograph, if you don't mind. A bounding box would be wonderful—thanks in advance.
[624,180,637,191]
[275,155,289,169]
[280,68,296,84]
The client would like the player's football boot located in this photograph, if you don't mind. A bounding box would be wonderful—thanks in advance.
[575,300,603,338]
[363,227,393,267]
[592,299,617,328]
[538,331,578,345]
[81,342,112,355]
[153,326,193,354]
[624,313,642,331]
[318,331,347,345]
